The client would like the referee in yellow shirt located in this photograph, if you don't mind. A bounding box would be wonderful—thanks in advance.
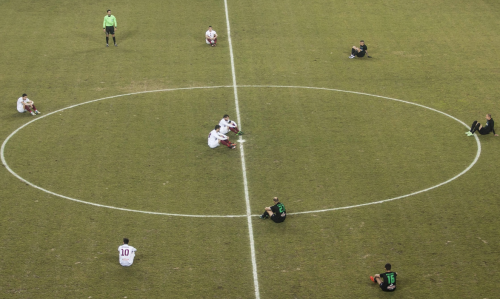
[103,9,117,47]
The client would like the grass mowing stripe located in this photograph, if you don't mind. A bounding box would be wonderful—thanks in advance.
[224,0,261,298]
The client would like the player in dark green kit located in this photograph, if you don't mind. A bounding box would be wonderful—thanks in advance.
[103,9,117,47]
[259,197,286,223]
[370,263,397,292]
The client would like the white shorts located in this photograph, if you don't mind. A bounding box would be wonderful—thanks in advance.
[17,106,25,113]
[208,141,220,148]
[120,262,133,267]
[220,122,237,134]
[220,126,230,134]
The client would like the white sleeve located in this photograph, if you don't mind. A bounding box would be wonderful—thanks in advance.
[220,119,236,128]
[216,132,228,140]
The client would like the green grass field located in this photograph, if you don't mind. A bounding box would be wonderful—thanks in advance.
[1,0,499,298]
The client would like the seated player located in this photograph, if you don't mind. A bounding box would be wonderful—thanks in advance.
[349,40,368,59]
[205,26,218,47]
[370,263,397,292]
[259,197,286,223]
[219,114,243,135]
[17,93,40,115]
[118,238,137,267]
[466,114,498,136]
[208,125,236,149]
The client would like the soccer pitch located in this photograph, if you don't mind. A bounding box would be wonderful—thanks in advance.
[1,0,499,298]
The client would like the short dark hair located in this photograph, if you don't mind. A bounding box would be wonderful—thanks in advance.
[107,9,111,12]
[215,125,221,130]
[209,25,212,28]
[360,40,364,43]
[223,114,229,118]
[273,197,279,202]
[22,93,27,97]
[123,238,129,244]
[487,113,492,118]
[385,263,391,270]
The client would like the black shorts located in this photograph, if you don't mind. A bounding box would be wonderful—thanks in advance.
[356,52,366,57]
[105,26,115,34]
[478,128,490,135]
[380,284,396,292]
[271,214,285,223]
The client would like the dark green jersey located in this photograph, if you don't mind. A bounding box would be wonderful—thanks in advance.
[270,202,286,221]
[380,271,397,288]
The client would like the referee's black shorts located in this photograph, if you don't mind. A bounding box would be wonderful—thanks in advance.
[105,26,115,34]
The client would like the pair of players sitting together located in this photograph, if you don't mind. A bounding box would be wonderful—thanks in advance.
[207,114,244,149]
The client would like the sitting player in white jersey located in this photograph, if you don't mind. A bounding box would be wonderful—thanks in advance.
[17,93,40,115]
[205,26,218,47]
[118,238,137,267]
[208,125,236,149]
[219,114,243,135]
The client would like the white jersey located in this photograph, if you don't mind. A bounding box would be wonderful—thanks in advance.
[118,244,137,266]
[206,30,217,39]
[218,118,237,134]
[208,129,227,148]
[17,97,28,113]
[206,30,217,43]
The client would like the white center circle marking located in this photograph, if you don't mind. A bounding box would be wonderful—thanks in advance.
[1,85,481,217]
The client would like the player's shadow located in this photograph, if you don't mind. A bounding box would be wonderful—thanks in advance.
[69,29,138,55]
[119,29,138,41]
[5,112,33,120]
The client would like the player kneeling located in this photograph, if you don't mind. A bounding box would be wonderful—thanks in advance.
[208,125,236,149]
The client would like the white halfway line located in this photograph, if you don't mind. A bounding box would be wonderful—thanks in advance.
[223,0,261,298]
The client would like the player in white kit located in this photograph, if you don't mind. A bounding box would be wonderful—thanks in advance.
[205,26,218,46]
[208,125,236,149]
[118,238,137,267]
[17,93,40,115]
[219,114,243,135]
